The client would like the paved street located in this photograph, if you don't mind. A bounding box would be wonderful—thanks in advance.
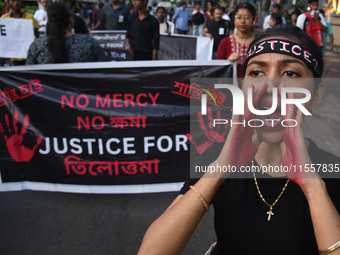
[1,50,340,255]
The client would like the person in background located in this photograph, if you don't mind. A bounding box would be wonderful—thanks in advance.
[263,3,285,30]
[268,12,283,28]
[147,6,152,12]
[1,0,39,65]
[227,6,235,31]
[296,0,327,47]
[92,3,104,30]
[290,12,298,26]
[319,9,334,56]
[26,2,107,64]
[34,0,50,36]
[156,6,172,35]
[191,4,205,36]
[203,6,232,59]
[204,0,215,22]
[222,6,230,21]
[128,3,135,14]
[94,0,130,30]
[1,0,10,15]
[168,7,175,20]
[216,2,255,78]
[56,0,88,34]
[125,0,159,60]
[171,1,188,35]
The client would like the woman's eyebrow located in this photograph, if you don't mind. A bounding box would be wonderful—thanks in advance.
[247,59,305,68]
[247,60,267,67]
[279,59,305,67]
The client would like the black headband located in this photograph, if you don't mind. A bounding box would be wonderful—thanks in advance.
[242,39,321,78]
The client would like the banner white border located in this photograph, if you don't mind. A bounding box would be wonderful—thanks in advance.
[0,181,185,194]
[0,60,234,71]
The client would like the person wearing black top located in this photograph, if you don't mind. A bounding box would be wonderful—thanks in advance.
[125,0,159,60]
[56,0,88,34]
[137,25,340,255]
[204,6,232,59]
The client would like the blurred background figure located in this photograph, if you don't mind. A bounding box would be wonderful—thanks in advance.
[204,0,215,22]
[26,2,107,64]
[1,0,10,15]
[216,2,256,78]
[93,0,130,31]
[156,6,172,35]
[191,4,205,36]
[34,0,50,36]
[204,6,232,59]
[92,3,104,30]
[1,0,40,65]
[128,3,135,14]
[319,9,334,56]
[56,0,88,34]
[263,3,285,30]
[268,12,283,28]
[172,1,188,34]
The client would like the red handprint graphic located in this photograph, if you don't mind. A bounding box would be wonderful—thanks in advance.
[187,107,229,155]
[0,110,43,162]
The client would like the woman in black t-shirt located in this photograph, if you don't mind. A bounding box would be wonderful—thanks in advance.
[137,25,340,255]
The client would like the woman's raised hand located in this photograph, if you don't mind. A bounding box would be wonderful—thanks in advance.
[211,83,266,176]
[279,84,319,189]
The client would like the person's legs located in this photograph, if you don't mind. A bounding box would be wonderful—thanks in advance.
[177,28,184,34]
[192,25,198,35]
[212,52,217,59]
[134,51,152,60]
[198,24,203,36]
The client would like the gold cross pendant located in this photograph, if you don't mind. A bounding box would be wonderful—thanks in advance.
[267,206,274,221]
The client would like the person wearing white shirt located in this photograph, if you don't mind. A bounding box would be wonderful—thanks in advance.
[34,0,50,36]
[156,6,173,35]
[263,3,285,30]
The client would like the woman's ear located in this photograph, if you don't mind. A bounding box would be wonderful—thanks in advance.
[310,82,325,111]
[69,16,74,26]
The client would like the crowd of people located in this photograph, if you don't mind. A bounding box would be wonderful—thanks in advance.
[2,0,340,254]
[0,0,336,67]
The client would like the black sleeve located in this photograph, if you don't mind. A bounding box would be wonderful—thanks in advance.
[206,20,211,31]
[126,15,132,39]
[178,142,224,195]
[152,18,160,50]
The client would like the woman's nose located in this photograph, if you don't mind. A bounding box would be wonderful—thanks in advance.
[265,78,282,94]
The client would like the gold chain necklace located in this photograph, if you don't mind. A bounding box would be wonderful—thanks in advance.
[252,160,289,221]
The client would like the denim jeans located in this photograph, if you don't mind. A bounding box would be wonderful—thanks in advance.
[192,24,203,36]
[177,29,188,35]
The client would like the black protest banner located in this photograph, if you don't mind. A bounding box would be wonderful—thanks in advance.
[91,31,134,61]
[91,31,212,61]
[0,61,234,193]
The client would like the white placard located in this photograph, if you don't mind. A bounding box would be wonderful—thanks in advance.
[0,18,34,58]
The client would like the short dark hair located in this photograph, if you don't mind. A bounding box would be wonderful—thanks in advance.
[98,3,104,9]
[214,6,224,12]
[180,1,187,6]
[308,0,319,4]
[156,6,167,13]
[272,3,281,10]
[319,9,325,15]
[270,13,282,26]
